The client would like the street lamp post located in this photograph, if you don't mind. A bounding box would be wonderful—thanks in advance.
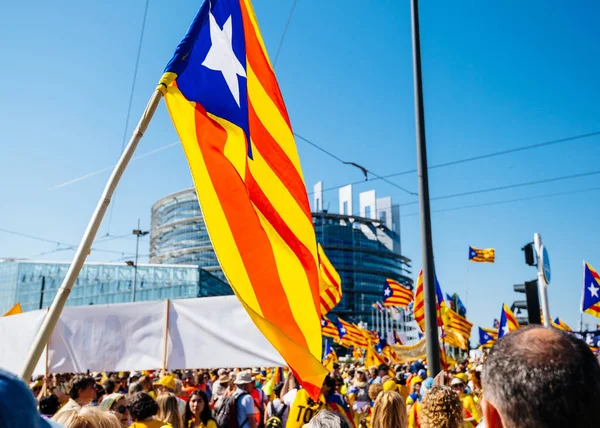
[131,219,149,302]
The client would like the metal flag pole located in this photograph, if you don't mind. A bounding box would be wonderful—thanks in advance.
[19,89,164,382]
[410,0,441,376]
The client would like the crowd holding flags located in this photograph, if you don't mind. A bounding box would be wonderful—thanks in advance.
[469,246,496,263]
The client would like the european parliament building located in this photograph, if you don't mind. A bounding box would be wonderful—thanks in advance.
[149,184,418,341]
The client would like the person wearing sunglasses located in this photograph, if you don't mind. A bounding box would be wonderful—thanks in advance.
[450,376,480,425]
[100,393,131,428]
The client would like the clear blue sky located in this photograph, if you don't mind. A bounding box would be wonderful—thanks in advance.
[1,0,599,333]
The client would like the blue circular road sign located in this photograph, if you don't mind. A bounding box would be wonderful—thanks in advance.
[541,245,551,284]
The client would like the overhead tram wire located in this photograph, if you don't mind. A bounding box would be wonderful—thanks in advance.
[308,129,600,196]
[269,1,418,197]
[294,132,417,196]
[399,168,600,207]
[104,0,151,236]
[400,186,600,217]
[0,227,136,257]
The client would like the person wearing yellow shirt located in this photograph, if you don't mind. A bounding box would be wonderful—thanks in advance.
[281,374,326,428]
[450,376,481,425]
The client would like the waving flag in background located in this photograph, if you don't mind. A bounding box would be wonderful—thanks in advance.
[323,341,338,371]
[383,278,414,308]
[414,270,425,332]
[318,244,342,315]
[160,0,326,397]
[552,317,572,331]
[469,246,496,263]
[337,317,368,348]
[479,327,497,347]
[498,304,520,338]
[582,262,600,319]
[321,316,340,340]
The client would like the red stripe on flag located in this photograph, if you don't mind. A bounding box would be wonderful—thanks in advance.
[193,104,308,348]
[247,102,311,222]
[240,1,292,128]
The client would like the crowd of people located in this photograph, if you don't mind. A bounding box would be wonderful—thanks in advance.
[6,325,600,428]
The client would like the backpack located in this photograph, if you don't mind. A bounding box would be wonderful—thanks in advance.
[214,392,248,428]
[265,401,287,428]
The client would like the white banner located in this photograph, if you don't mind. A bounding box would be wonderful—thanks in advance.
[0,296,285,377]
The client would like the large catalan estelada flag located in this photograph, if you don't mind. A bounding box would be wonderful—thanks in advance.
[159,0,326,397]
[468,246,496,263]
[498,304,519,339]
[582,262,600,319]
[318,244,342,316]
[383,278,414,308]
[321,316,340,340]
[414,270,425,332]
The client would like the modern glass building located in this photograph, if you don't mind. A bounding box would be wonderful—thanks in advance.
[150,186,418,342]
[0,259,232,314]
[150,189,224,281]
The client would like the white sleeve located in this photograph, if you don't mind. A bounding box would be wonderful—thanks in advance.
[283,388,297,407]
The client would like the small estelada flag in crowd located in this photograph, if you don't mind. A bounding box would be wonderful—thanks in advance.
[498,304,519,338]
[582,262,600,320]
[322,341,338,372]
[479,327,497,347]
[318,244,342,316]
[469,246,496,263]
[159,0,326,397]
[383,278,414,308]
[552,317,572,331]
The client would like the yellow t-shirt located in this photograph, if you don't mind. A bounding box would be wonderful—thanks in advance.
[129,420,172,428]
[285,389,326,428]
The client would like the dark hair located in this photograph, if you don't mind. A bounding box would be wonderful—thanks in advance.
[68,375,96,399]
[184,390,214,427]
[323,374,336,390]
[39,394,60,416]
[378,364,389,373]
[482,325,600,428]
[102,378,116,395]
[128,392,159,421]
[273,382,284,398]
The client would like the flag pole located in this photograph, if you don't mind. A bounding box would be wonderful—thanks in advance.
[19,88,164,382]
[410,0,441,376]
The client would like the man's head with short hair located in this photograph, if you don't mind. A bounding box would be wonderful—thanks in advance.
[68,375,97,403]
[306,409,350,428]
[377,364,389,377]
[481,325,600,428]
[128,391,159,422]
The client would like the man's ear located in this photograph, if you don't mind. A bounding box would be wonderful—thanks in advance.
[481,398,503,428]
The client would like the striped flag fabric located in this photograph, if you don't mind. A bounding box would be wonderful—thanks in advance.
[479,327,497,347]
[469,246,496,263]
[414,270,425,332]
[160,0,326,397]
[318,244,342,315]
[498,304,520,338]
[383,278,414,308]
[322,316,340,340]
[582,262,600,319]
[443,307,473,346]
[337,317,368,348]
[552,317,572,331]
[323,341,338,371]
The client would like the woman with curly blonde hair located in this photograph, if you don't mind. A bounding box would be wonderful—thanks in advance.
[370,390,408,428]
[420,386,466,428]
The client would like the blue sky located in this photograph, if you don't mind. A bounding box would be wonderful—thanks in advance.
[1,0,599,333]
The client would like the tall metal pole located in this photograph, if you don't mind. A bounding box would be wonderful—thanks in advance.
[410,0,441,376]
[132,219,141,302]
[19,89,163,382]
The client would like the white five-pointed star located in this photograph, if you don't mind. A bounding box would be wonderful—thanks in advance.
[384,287,391,297]
[589,282,600,298]
[202,10,246,106]
[341,327,346,334]
[502,324,509,335]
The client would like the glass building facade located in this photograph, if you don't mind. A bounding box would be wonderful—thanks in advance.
[313,212,413,323]
[0,259,232,314]
[150,189,224,281]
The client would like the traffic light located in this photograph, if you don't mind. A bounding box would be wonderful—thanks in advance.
[522,242,536,266]
[513,280,541,325]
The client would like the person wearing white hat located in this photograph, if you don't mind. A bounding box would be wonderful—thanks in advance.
[233,372,258,428]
